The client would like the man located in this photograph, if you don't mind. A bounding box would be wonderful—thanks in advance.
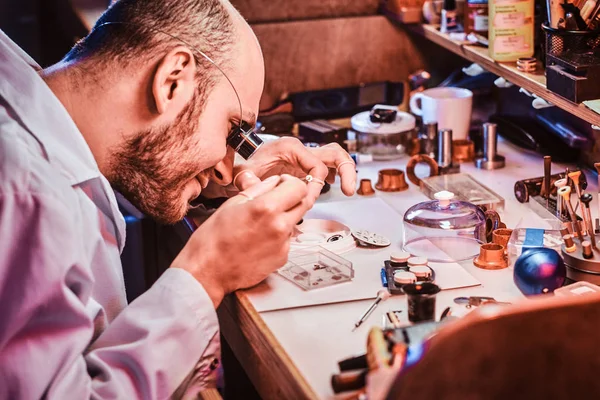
[0,0,356,398]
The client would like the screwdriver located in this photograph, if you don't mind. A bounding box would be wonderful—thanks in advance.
[353,290,391,331]
[581,193,596,249]
[568,170,583,213]
[559,186,584,242]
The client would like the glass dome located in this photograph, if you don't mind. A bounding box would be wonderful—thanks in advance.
[402,191,487,262]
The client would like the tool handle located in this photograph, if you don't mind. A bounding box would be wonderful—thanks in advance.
[338,354,368,371]
[581,193,593,207]
[331,370,367,393]
[543,156,551,199]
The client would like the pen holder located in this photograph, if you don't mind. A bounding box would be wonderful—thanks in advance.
[543,24,600,60]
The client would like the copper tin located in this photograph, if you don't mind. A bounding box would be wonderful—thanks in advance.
[473,243,508,270]
[492,228,513,256]
[375,169,409,192]
[452,139,475,163]
[357,179,375,195]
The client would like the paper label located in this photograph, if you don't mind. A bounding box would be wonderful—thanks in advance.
[494,11,525,28]
[474,15,489,31]
[493,35,531,54]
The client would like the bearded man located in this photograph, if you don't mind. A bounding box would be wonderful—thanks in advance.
[0,0,356,398]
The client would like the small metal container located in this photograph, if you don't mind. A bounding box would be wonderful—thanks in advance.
[352,109,416,160]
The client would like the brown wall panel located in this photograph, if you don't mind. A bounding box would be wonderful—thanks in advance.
[231,0,380,23]
[252,16,427,109]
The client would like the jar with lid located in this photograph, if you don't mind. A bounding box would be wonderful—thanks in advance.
[403,191,499,262]
[351,107,416,161]
[464,0,489,36]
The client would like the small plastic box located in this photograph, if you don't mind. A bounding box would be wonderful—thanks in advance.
[554,281,600,297]
[420,173,505,211]
[507,228,563,268]
[278,246,354,290]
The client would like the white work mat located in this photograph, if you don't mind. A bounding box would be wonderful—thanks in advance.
[244,197,480,312]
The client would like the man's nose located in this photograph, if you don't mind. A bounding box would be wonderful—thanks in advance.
[211,148,235,186]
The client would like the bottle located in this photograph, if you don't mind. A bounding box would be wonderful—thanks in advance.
[441,0,459,33]
[465,0,489,36]
[488,0,534,62]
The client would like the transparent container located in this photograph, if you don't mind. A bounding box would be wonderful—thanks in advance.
[402,191,489,262]
[506,228,563,269]
[278,246,354,290]
[351,105,416,161]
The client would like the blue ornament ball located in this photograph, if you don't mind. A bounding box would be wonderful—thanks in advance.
[514,248,566,296]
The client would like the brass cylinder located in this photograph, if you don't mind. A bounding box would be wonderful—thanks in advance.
[452,140,475,163]
[375,169,409,192]
[357,179,375,195]
[473,243,508,270]
[492,228,513,257]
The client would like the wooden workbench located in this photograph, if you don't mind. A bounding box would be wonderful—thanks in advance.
[217,140,598,399]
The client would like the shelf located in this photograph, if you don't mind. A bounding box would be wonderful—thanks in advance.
[409,24,600,127]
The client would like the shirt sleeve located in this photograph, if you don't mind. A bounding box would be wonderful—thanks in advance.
[0,191,219,400]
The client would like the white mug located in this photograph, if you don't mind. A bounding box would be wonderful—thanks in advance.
[409,87,473,140]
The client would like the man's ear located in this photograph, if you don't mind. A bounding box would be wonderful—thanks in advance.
[151,46,196,115]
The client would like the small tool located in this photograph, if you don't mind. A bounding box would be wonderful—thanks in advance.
[558,186,584,242]
[594,163,600,225]
[581,193,596,248]
[386,311,403,329]
[544,156,552,208]
[554,178,568,218]
[353,290,391,331]
[568,170,583,213]
[453,296,510,308]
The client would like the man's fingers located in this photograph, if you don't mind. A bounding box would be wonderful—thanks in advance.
[326,168,337,185]
[226,175,281,206]
[281,197,312,227]
[309,144,356,196]
[233,169,261,191]
[284,140,328,201]
[337,162,357,196]
[254,174,309,212]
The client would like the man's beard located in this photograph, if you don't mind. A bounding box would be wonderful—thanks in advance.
[106,91,204,224]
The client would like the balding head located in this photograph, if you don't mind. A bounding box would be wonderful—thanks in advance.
[50,0,265,223]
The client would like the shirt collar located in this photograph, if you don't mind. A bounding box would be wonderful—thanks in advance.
[0,30,101,186]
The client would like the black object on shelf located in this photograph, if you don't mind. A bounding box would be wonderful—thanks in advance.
[542,24,600,103]
[546,52,600,103]
[289,81,405,121]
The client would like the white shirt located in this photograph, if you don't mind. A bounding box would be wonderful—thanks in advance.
[0,30,219,399]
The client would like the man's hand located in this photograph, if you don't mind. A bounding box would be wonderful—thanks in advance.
[171,174,310,307]
[233,138,357,203]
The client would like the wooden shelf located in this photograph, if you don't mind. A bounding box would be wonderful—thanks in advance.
[409,24,600,127]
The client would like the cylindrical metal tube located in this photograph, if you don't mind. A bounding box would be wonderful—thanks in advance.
[559,186,584,242]
[582,241,593,259]
[426,122,438,140]
[581,193,596,248]
[555,178,567,218]
[437,129,453,168]
[563,234,576,252]
[420,122,438,158]
[483,123,497,161]
[595,163,600,227]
